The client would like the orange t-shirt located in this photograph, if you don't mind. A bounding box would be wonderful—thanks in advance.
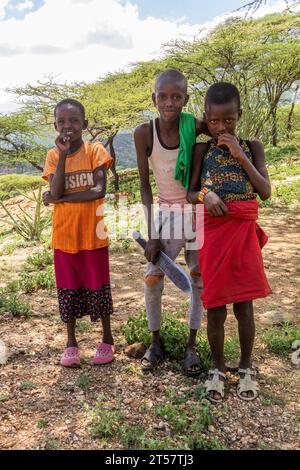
[42,141,112,253]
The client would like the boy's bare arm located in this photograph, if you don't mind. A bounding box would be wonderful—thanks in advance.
[134,123,162,263]
[43,166,106,204]
[195,118,211,137]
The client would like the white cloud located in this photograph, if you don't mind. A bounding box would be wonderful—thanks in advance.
[0,0,295,112]
[0,0,9,19]
[15,1,34,12]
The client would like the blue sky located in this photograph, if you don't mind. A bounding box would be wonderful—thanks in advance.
[3,0,257,23]
[132,0,248,24]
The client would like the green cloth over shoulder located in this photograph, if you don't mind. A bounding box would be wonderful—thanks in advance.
[174,112,196,189]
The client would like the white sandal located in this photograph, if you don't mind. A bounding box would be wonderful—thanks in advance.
[237,368,259,401]
[204,368,226,403]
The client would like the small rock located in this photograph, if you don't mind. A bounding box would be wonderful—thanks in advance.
[158,421,167,430]
[124,343,146,358]
[208,425,216,432]
[123,398,133,405]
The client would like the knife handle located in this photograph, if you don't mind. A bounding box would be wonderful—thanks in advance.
[132,231,147,250]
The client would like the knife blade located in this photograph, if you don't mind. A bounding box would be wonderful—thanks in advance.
[132,231,192,293]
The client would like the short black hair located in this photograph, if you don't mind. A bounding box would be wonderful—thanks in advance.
[205,82,241,110]
[155,68,187,94]
[54,99,86,120]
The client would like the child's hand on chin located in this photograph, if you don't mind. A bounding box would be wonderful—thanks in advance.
[55,134,71,155]
[217,134,244,161]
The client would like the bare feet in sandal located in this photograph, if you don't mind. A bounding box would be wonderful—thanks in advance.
[237,367,259,401]
[141,339,164,371]
[183,346,202,377]
[205,368,227,403]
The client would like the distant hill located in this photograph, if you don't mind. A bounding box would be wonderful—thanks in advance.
[0,131,137,175]
[114,131,137,169]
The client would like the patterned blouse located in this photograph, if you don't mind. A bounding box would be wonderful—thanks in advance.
[201,138,256,202]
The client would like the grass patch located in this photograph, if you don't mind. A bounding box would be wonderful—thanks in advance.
[44,437,60,450]
[273,180,300,205]
[26,248,53,269]
[265,144,300,166]
[74,374,90,390]
[88,394,124,439]
[0,292,32,317]
[38,418,48,428]
[19,381,38,390]
[261,392,287,407]
[262,322,300,357]
[19,266,55,293]
[76,320,92,333]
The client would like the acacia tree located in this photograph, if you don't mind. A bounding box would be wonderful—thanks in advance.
[0,112,46,172]
[165,12,300,145]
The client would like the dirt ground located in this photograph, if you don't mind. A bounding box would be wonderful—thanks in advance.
[0,207,299,450]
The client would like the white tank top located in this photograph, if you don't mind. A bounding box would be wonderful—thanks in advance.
[149,119,188,208]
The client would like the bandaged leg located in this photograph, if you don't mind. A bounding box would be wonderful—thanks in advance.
[145,275,164,332]
[185,247,204,330]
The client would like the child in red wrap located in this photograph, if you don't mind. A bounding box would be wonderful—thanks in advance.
[188,82,272,402]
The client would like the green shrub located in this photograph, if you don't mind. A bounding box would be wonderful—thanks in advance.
[265,144,300,165]
[89,394,124,439]
[263,322,300,356]
[26,248,53,269]
[0,292,31,317]
[0,187,51,241]
[0,174,46,201]
[121,310,239,372]
[19,265,55,293]
[273,180,300,205]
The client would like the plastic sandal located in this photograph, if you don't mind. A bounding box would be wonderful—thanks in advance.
[237,367,259,401]
[60,347,80,368]
[204,369,226,403]
[141,339,164,371]
[182,347,202,377]
[92,342,115,365]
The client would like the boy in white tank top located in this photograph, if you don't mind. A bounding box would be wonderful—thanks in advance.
[134,69,208,376]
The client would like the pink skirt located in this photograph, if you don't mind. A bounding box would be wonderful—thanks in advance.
[54,247,113,323]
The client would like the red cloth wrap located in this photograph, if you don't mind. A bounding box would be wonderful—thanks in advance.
[197,199,272,309]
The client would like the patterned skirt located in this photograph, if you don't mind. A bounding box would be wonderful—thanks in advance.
[54,247,113,323]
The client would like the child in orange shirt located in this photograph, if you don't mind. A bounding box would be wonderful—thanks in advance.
[42,98,114,367]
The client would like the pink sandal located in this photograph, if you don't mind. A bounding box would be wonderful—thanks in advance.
[92,342,115,365]
[60,347,81,368]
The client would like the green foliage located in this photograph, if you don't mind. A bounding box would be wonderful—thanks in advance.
[265,144,300,165]
[26,248,53,269]
[0,187,51,241]
[118,425,146,450]
[74,374,90,390]
[263,322,300,357]
[0,174,46,201]
[38,418,48,428]
[19,381,37,390]
[89,394,124,439]
[273,180,300,205]
[19,265,55,293]
[121,310,239,372]
[44,437,60,450]
[0,292,31,317]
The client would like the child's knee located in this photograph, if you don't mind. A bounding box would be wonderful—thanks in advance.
[145,274,164,288]
[190,270,202,287]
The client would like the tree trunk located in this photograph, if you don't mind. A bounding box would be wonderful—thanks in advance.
[270,106,278,147]
[28,161,44,172]
[108,134,119,192]
[286,84,299,139]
